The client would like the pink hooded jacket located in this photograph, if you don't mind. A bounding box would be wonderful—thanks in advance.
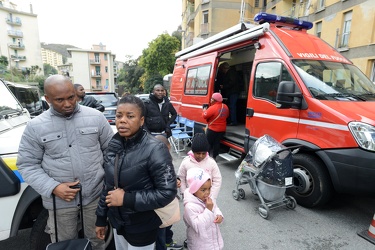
[178,151,222,199]
[183,189,224,250]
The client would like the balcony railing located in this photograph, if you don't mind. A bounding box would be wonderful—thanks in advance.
[200,23,209,35]
[91,85,102,91]
[90,59,101,64]
[8,43,25,49]
[7,30,23,37]
[11,55,26,61]
[185,32,194,48]
[91,72,101,77]
[186,4,195,26]
[6,17,22,26]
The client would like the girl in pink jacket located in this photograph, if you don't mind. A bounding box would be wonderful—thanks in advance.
[178,133,222,199]
[183,168,224,250]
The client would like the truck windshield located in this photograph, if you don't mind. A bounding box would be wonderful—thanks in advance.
[0,82,24,120]
[292,60,375,101]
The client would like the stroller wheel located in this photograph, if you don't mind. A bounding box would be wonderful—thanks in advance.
[232,190,239,200]
[285,196,297,210]
[238,188,245,199]
[258,204,269,219]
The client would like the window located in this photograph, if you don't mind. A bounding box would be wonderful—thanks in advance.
[96,80,101,88]
[185,65,211,95]
[341,11,352,47]
[253,62,293,102]
[318,0,325,9]
[95,66,101,75]
[203,10,208,24]
[104,54,108,61]
[105,66,108,73]
[254,0,259,8]
[370,61,375,83]
[94,53,100,63]
[315,21,322,38]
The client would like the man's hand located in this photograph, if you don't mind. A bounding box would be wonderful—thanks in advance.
[165,128,172,138]
[52,181,80,202]
[96,226,106,240]
[106,188,125,207]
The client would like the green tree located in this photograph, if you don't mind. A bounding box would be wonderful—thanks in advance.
[139,33,180,85]
[117,55,145,95]
[43,63,57,76]
[0,56,9,67]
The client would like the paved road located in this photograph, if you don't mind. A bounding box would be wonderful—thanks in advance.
[2,148,375,249]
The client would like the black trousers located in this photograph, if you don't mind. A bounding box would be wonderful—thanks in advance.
[206,129,225,160]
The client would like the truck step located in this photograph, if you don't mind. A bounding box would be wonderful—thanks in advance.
[218,148,242,161]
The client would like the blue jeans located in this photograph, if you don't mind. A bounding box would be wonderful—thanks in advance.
[228,93,238,124]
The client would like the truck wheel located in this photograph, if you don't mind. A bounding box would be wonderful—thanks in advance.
[286,154,333,208]
[30,208,115,250]
[30,208,50,250]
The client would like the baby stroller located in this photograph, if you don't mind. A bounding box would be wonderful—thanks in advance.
[232,134,298,219]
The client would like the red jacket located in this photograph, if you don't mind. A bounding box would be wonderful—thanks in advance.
[202,102,229,132]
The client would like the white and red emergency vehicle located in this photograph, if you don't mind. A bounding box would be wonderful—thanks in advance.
[170,13,375,207]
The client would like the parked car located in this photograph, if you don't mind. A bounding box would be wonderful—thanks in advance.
[86,92,118,125]
[135,93,149,101]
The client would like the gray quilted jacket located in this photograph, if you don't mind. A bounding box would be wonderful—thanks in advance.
[17,104,114,210]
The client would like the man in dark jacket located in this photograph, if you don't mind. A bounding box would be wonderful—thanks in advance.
[144,84,177,138]
[74,83,105,112]
[219,62,240,126]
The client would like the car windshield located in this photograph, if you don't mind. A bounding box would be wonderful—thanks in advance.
[292,60,375,101]
[0,82,24,122]
[90,94,118,107]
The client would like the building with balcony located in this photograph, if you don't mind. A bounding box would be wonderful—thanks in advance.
[180,0,375,81]
[41,47,64,70]
[67,44,117,92]
[0,0,44,74]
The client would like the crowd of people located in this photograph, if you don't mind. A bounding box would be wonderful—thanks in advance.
[17,75,226,250]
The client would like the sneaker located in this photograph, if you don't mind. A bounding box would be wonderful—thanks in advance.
[183,239,187,248]
[166,241,183,250]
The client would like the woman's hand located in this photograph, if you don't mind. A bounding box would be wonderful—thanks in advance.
[96,226,106,240]
[106,188,125,207]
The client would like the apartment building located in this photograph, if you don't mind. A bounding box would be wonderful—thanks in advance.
[0,0,44,74]
[180,0,375,81]
[40,47,63,70]
[67,44,117,92]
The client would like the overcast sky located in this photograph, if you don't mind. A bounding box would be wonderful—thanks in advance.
[13,0,182,61]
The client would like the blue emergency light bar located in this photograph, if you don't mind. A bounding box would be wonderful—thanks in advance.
[254,12,313,30]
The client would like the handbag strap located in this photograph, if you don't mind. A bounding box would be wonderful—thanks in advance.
[52,184,84,242]
[208,104,223,126]
[114,154,119,188]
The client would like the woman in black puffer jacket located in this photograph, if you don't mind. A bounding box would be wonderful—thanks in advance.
[95,95,177,249]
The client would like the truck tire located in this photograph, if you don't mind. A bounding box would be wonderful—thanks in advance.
[286,153,334,208]
[30,208,115,250]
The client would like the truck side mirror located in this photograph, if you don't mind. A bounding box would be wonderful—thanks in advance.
[276,81,305,109]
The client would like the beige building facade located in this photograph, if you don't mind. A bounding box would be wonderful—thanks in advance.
[0,0,44,75]
[180,0,375,81]
[67,44,117,92]
[40,47,63,70]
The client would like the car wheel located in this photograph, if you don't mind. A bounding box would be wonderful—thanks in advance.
[286,153,334,208]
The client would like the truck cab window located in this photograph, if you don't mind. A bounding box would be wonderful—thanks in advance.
[254,62,293,102]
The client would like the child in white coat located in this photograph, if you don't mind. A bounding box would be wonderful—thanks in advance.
[183,168,224,250]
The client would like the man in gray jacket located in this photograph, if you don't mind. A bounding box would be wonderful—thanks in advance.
[17,75,114,250]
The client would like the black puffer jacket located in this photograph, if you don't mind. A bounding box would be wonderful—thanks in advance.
[144,94,177,135]
[96,128,177,246]
[80,95,105,112]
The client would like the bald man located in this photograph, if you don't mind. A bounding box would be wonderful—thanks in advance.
[17,75,114,250]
